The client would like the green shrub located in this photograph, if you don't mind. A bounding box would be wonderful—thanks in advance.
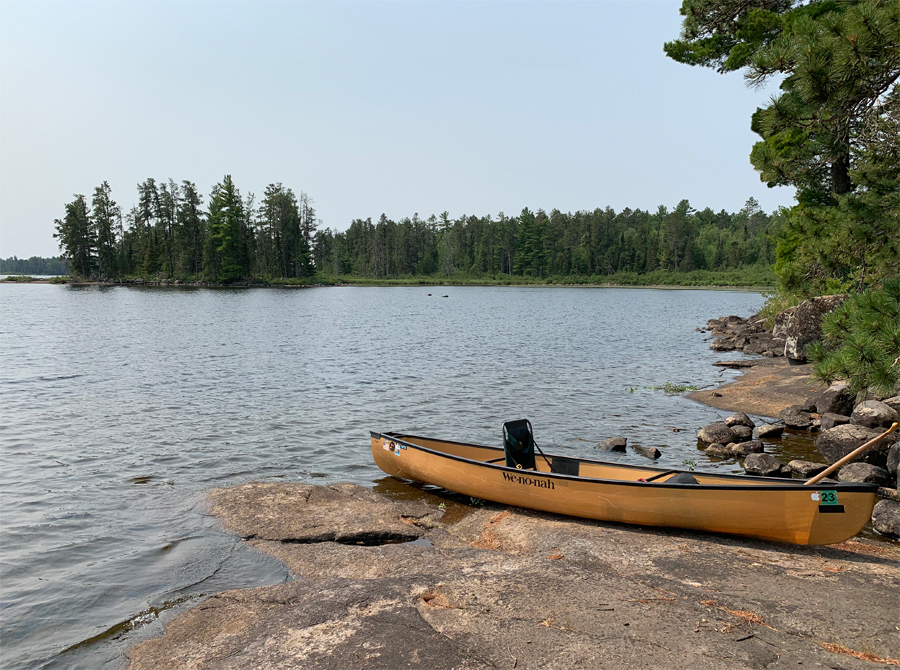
[809,278,900,399]
[2,275,33,282]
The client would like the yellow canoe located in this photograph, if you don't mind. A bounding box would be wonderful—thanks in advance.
[370,430,878,546]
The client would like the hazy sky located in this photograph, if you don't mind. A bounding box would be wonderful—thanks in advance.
[0,0,794,258]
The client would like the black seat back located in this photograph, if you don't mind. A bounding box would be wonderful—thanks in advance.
[503,419,536,470]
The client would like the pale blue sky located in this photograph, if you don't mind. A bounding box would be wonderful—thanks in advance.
[0,0,794,258]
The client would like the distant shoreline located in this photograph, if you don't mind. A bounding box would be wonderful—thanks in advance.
[1,277,773,292]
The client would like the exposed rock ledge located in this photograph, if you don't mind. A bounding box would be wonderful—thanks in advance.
[689,358,824,418]
[127,482,900,669]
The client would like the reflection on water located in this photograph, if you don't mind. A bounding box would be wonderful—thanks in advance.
[1,284,779,668]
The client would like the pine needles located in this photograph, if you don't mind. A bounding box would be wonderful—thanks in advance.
[811,278,900,398]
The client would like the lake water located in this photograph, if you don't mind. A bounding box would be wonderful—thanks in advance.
[0,284,767,669]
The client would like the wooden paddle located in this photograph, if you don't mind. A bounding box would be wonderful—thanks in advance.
[804,421,899,486]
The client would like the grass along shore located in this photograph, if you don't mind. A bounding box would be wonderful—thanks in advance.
[324,267,775,289]
[3,267,777,290]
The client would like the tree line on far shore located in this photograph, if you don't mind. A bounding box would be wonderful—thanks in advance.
[52,175,781,285]
[0,256,67,275]
[314,198,779,281]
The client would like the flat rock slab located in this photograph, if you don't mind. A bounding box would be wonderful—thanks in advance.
[126,578,495,670]
[129,484,900,669]
[207,482,442,544]
[690,360,824,418]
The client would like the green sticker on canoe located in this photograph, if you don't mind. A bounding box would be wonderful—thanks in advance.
[818,491,839,505]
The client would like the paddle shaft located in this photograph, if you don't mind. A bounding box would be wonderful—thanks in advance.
[804,422,898,486]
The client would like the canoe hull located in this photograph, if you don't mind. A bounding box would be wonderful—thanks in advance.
[371,432,877,546]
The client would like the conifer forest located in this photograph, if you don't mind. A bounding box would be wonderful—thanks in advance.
[51,175,781,285]
[48,0,898,297]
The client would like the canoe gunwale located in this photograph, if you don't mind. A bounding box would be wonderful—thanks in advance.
[370,430,879,493]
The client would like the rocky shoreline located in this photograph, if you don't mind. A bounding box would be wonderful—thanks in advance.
[693,401,900,534]
[126,482,900,669]
[122,306,900,669]
[691,305,900,537]
[701,295,847,363]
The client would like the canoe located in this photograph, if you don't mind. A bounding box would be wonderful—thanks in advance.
[370,428,879,545]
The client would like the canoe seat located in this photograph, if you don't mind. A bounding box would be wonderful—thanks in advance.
[666,472,699,484]
[639,470,699,484]
[503,419,536,470]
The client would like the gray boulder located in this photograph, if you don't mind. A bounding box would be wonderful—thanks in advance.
[882,396,900,414]
[730,440,765,457]
[816,424,892,467]
[742,340,768,355]
[820,413,850,432]
[878,488,900,502]
[743,453,790,477]
[710,338,737,352]
[871,500,900,539]
[598,437,627,452]
[730,424,754,443]
[850,400,899,430]
[837,463,890,486]
[780,405,812,429]
[814,382,855,417]
[887,444,900,483]
[752,423,784,440]
[725,412,755,429]
[768,337,786,356]
[781,295,846,362]
[787,460,829,479]
[772,308,793,340]
[704,443,732,459]
[697,422,735,446]
[631,444,661,460]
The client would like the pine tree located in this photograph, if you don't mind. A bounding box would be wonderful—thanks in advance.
[178,181,205,277]
[142,229,162,276]
[260,183,305,278]
[666,0,900,292]
[205,175,246,282]
[157,180,179,277]
[514,208,545,276]
[91,181,121,279]
[54,195,94,278]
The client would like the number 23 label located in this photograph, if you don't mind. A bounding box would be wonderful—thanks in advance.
[812,491,839,505]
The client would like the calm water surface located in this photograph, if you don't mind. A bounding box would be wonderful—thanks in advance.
[1,285,768,668]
